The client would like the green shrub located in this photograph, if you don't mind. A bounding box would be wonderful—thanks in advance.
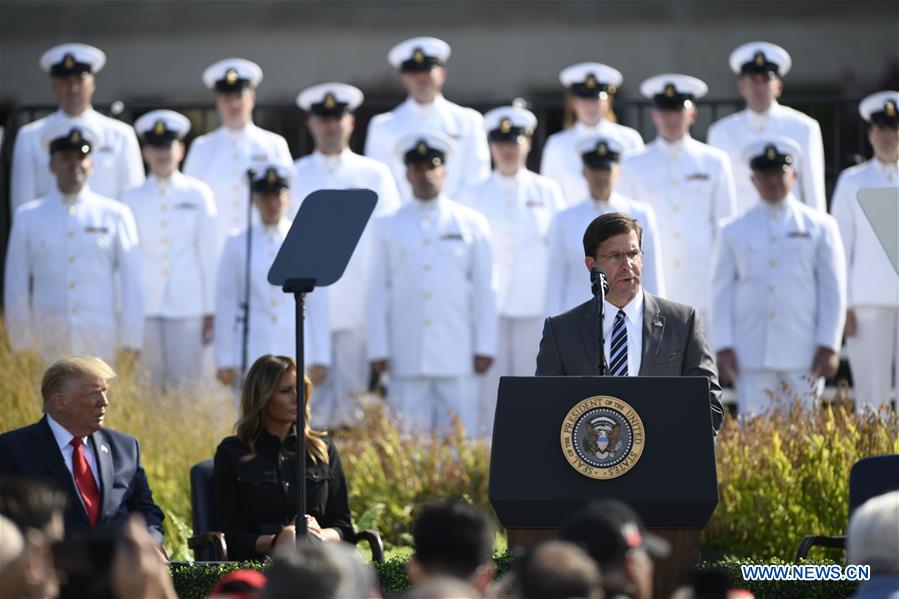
[704,400,899,561]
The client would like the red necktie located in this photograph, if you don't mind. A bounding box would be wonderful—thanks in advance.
[70,438,101,527]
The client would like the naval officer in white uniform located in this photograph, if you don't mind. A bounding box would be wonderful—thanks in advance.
[4,120,143,365]
[618,74,737,323]
[10,43,144,217]
[214,164,330,389]
[366,132,497,435]
[364,36,491,201]
[458,105,565,434]
[540,62,644,205]
[122,110,218,392]
[708,42,826,214]
[711,137,846,414]
[292,82,402,428]
[183,58,293,260]
[544,134,664,318]
[831,91,899,411]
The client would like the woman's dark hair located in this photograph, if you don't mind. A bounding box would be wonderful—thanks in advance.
[583,212,643,257]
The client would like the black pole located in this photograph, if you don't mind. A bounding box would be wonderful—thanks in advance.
[239,170,256,385]
[284,277,316,540]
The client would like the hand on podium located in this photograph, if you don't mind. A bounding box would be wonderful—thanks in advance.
[715,349,739,386]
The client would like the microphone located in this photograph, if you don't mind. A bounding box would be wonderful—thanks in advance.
[590,266,609,296]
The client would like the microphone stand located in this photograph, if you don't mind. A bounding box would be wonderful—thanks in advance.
[591,268,609,375]
[239,170,255,388]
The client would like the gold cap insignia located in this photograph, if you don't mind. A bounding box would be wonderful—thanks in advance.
[323,93,336,109]
[70,129,81,143]
[664,83,676,97]
[499,118,512,133]
[416,141,428,154]
[225,68,239,84]
[153,120,166,135]
[765,145,777,160]
[63,54,75,69]
[597,142,608,156]
[266,168,278,184]
[754,51,766,66]
[585,73,597,89]
[413,48,425,63]
[886,100,897,117]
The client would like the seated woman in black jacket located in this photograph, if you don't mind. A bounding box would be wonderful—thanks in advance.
[213,354,354,561]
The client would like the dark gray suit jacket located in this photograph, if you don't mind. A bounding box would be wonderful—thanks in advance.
[535,291,724,434]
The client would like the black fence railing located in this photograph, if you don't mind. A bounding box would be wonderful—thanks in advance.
[0,94,872,285]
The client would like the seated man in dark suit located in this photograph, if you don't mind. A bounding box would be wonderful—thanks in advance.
[536,213,724,434]
[0,356,164,543]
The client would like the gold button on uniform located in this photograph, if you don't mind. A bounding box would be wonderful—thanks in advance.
[160,237,168,244]
[423,239,432,246]
[68,231,75,238]
[424,292,432,300]
[68,282,76,290]
[161,269,169,276]
[672,204,680,213]
[160,204,169,212]
[671,179,679,187]
[67,206,76,214]
[769,311,776,320]
[770,235,778,243]
[673,259,681,267]
[769,259,776,267]
[424,319,432,326]
[672,231,680,240]
[768,285,775,293]
[160,220,168,228]
[271,316,278,323]
[423,264,432,272]
[68,256,76,263]
[70,308,77,315]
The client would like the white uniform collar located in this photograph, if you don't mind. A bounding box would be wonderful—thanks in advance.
[604,287,644,323]
[574,120,605,135]
[760,191,797,216]
[224,121,257,137]
[874,157,899,180]
[405,93,447,114]
[413,193,446,210]
[260,218,290,237]
[313,148,352,170]
[657,135,690,157]
[493,168,525,189]
[56,185,90,205]
[587,191,627,210]
[46,413,88,450]
[747,100,780,129]
[149,171,182,188]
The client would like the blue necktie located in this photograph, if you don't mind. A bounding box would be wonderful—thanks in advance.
[608,309,628,376]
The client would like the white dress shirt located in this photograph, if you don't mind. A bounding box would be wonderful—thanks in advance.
[618,135,737,311]
[707,101,826,213]
[364,94,491,201]
[291,148,402,331]
[10,108,145,215]
[121,171,218,317]
[366,195,497,376]
[710,194,847,370]
[459,169,565,317]
[46,413,99,483]
[539,120,645,206]
[4,187,144,362]
[830,157,899,308]
[182,122,292,257]
[602,288,644,376]
[213,219,331,370]
[544,192,665,318]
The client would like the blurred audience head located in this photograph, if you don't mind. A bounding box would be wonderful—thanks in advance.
[263,541,378,599]
[0,514,27,598]
[561,500,669,599]
[669,568,755,599]
[847,490,899,577]
[404,575,481,599]
[209,568,267,599]
[515,540,603,599]
[0,478,68,599]
[408,499,495,591]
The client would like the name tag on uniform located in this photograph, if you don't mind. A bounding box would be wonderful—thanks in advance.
[175,202,198,210]
[96,146,113,153]
[526,200,544,208]
[84,226,110,234]
[686,173,710,181]
[787,231,812,238]
[440,233,464,241]
[251,154,268,161]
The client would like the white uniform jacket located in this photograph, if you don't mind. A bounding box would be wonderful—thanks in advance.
[710,194,846,370]
[544,192,665,318]
[707,102,826,213]
[830,158,899,308]
[539,120,645,206]
[618,136,737,311]
[291,149,402,332]
[458,169,565,317]
[121,172,218,318]
[10,108,144,215]
[366,196,497,377]
[183,123,292,254]
[213,219,330,370]
[4,187,144,361]
[363,95,491,201]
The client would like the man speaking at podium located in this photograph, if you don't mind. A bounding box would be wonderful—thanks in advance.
[535,213,724,434]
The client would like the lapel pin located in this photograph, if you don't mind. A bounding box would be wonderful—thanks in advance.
[653,318,663,327]
[100,445,109,453]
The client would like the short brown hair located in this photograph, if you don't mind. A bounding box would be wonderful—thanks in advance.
[583,212,643,257]
[41,356,116,410]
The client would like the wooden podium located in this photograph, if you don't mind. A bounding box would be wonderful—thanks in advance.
[488,376,718,598]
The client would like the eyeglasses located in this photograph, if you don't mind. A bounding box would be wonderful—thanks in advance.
[597,249,643,265]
